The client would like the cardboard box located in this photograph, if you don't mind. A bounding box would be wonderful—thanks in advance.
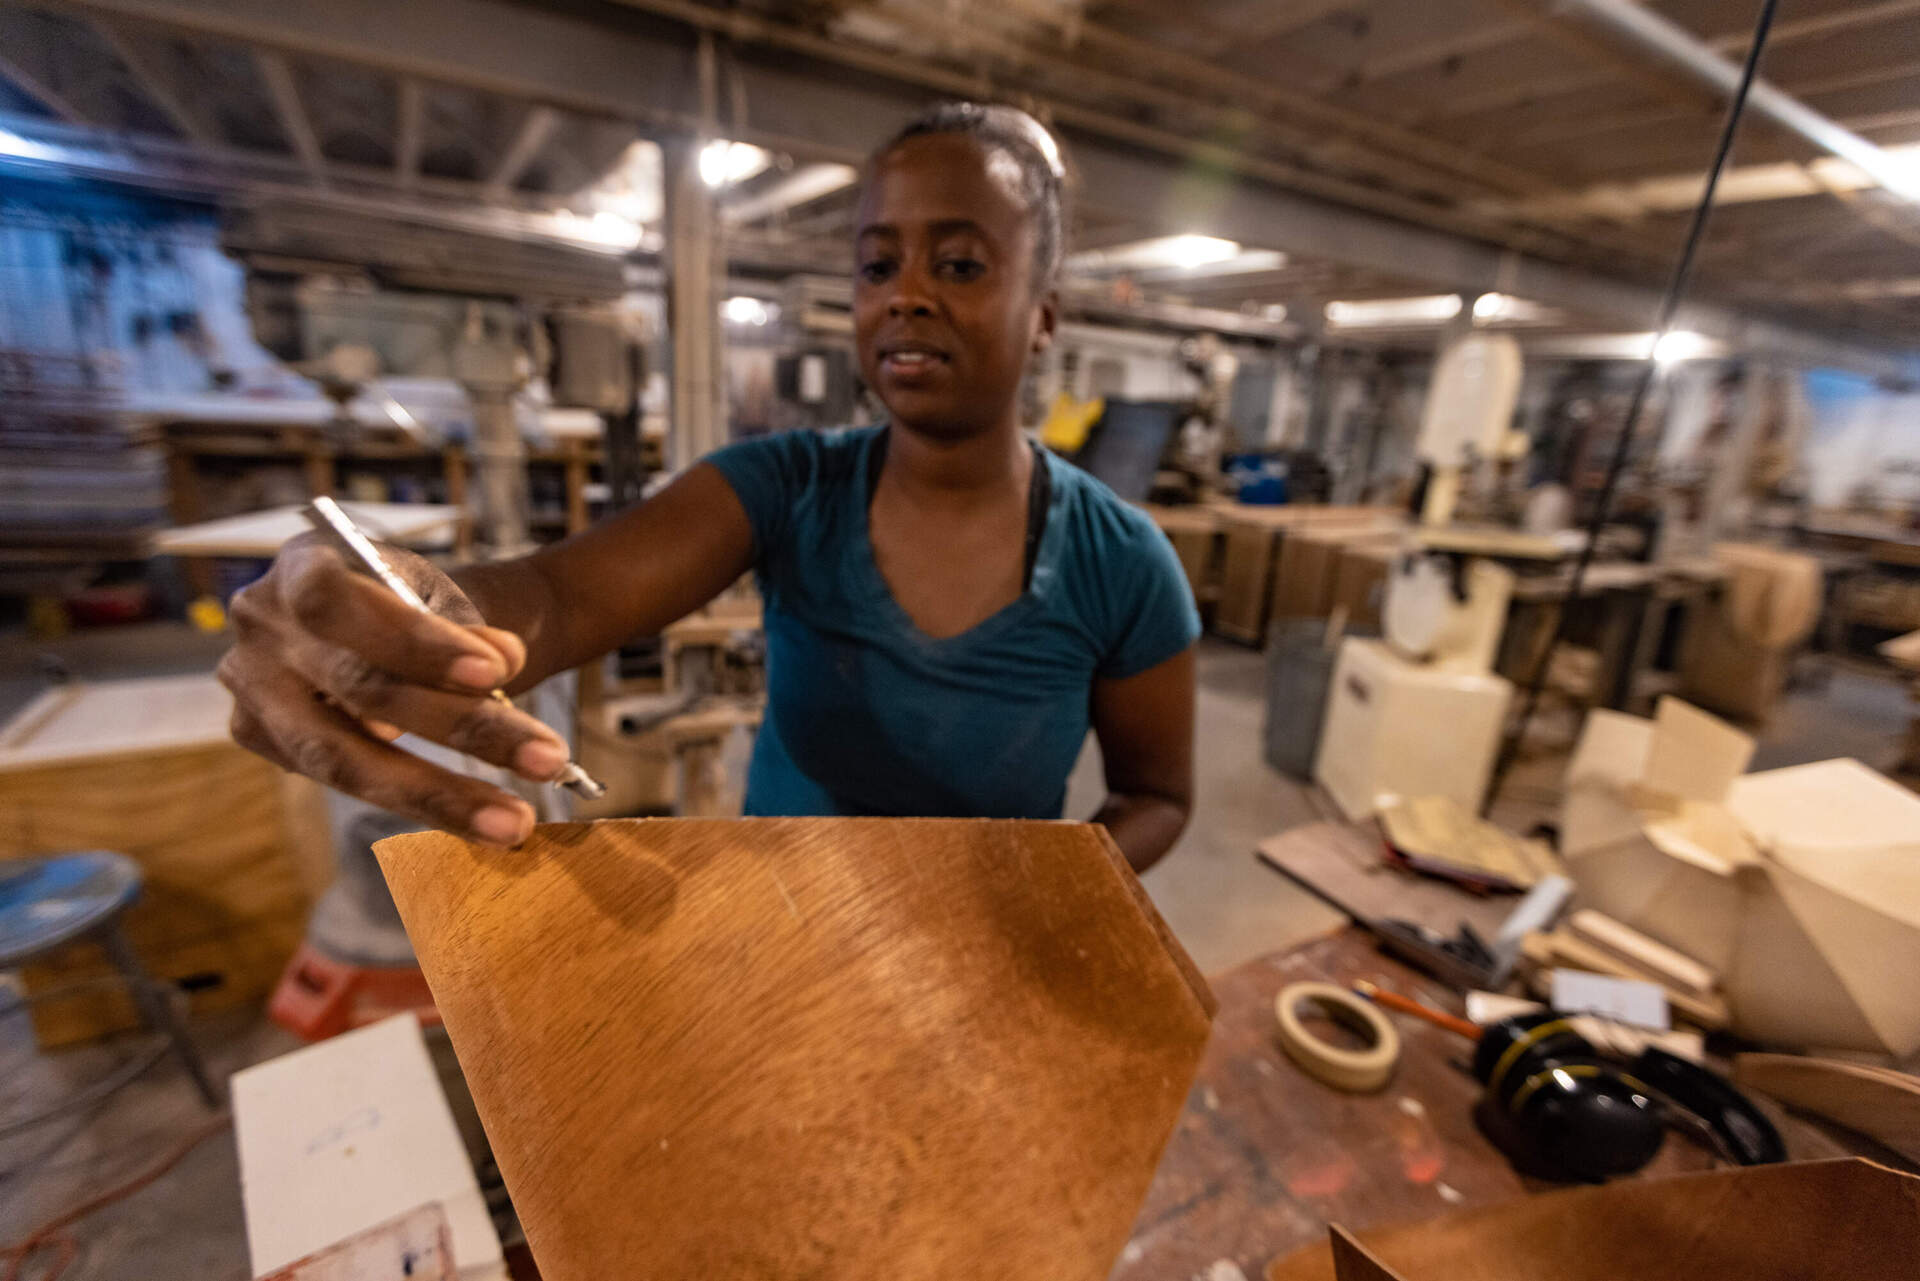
[1270,524,1403,624]
[1329,542,1400,630]
[1267,1158,1918,1281]
[1562,697,1920,1056]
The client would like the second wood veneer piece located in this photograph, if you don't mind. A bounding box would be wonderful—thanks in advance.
[376,817,1214,1281]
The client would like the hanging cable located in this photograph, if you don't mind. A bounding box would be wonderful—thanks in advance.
[1486,0,1783,802]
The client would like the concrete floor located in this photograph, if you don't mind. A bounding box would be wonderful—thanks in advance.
[0,626,1908,1278]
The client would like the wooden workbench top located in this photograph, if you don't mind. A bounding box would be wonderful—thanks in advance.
[1112,926,1861,1280]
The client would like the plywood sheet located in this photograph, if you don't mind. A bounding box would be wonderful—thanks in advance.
[375,818,1213,1281]
[1732,1055,1920,1163]
[1271,1159,1920,1281]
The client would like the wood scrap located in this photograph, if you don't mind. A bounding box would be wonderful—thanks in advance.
[1517,931,1729,1030]
[1564,909,1717,997]
[1732,1054,1920,1163]
[1379,794,1559,892]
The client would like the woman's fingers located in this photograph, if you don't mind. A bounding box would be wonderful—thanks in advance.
[222,650,536,846]
[281,634,569,780]
[267,540,516,692]
[467,625,530,687]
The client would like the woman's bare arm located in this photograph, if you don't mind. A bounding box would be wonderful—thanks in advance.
[454,464,755,691]
[1087,646,1195,873]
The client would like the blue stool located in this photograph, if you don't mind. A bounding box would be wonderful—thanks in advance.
[0,853,219,1136]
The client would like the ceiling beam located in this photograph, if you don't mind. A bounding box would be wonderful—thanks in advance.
[0,108,620,244]
[1085,0,1359,60]
[483,103,559,198]
[28,0,1918,375]
[1412,0,1920,126]
[855,0,1534,210]
[252,47,325,182]
[991,0,1554,199]
[88,16,213,143]
[0,31,89,123]
[1334,21,1532,88]
[1216,0,1366,51]
[722,163,858,227]
[393,74,423,189]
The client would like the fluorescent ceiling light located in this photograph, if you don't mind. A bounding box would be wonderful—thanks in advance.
[1652,330,1715,364]
[1325,294,1463,328]
[1066,234,1244,275]
[1472,293,1556,325]
[1124,249,1288,285]
[700,140,770,188]
[723,295,775,326]
[552,208,644,251]
[1163,234,1241,269]
[1878,145,1920,202]
[0,127,61,163]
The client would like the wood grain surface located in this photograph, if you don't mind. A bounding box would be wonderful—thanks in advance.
[1733,1054,1920,1163]
[375,818,1214,1281]
[1113,928,1863,1281]
[1268,1157,1920,1281]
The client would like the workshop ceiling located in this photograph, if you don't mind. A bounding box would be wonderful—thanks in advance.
[1,0,1917,361]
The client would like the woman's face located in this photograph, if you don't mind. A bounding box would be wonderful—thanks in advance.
[853,133,1056,441]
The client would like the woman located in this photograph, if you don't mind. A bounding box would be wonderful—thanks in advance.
[220,103,1200,871]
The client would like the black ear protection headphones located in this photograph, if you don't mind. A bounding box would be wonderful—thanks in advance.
[1470,1011,1784,1182]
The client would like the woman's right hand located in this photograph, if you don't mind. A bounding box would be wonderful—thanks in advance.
[217,533,573,847]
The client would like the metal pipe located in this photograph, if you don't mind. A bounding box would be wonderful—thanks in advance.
[1550,0,1920,200]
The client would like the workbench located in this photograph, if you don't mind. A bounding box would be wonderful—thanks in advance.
[152,501,461,558]
[151,406,617,592]
[1500,559,1723,712]
[1112,924,1865,1280]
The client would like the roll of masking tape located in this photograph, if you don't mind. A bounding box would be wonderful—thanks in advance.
[1274,982,1402,1093]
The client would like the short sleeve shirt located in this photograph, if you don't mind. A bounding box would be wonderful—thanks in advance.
[705,425,1199,819]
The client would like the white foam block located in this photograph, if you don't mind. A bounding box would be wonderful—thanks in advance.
[233,1014,505,1281]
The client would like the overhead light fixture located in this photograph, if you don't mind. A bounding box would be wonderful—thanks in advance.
[1878,145,1920,201]
[722,296,775,327]
[1651,329,1715,364]
[552,208,644,251]
[1065,234,1244,276]
[1262,303,1288,322]
[1472,293,1554,325]
[699,140,770,189]
[0,127,59,163]
[1324,295,1464,328]
[1163,234,1241,270]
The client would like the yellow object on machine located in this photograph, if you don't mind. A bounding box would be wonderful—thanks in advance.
[1039,390,1105,453]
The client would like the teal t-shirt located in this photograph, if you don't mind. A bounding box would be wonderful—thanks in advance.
[705,426,1200,819]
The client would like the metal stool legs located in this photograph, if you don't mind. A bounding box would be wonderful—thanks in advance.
[98,922,219,1107]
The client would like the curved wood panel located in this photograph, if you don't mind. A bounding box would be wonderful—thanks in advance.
[377,817,1213,1281]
